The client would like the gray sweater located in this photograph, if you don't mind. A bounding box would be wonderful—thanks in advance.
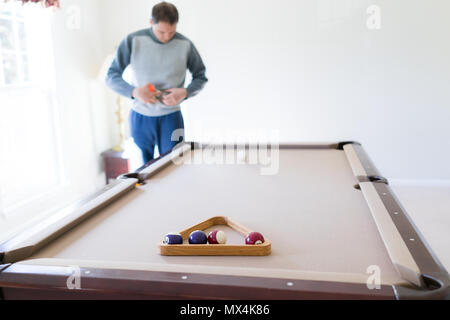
[105,28,208,117]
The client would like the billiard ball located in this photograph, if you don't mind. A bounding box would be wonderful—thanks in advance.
[237,150,247,162]
[207,230,227,244]
[163,232,183,245]
[148,84,156,92]
[188,230,208,244]
[245,232,265,245]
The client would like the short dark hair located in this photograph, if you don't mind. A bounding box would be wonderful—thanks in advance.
[152,2,179,24]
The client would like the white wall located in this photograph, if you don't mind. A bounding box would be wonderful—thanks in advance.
[95,0,450,181]
[49,0,114,200]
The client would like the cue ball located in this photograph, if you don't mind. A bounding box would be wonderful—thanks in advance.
[189,230,208,244]
[245,232,265,245]
[163,232,183,245]
[237,150,247,162]
[208,230,227,244]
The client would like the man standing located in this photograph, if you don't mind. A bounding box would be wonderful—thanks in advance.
[106,2,208,163]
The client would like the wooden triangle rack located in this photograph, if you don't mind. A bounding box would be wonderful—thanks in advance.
[159,216,271,256]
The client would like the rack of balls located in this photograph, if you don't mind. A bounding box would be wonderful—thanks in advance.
[163,230,265,245]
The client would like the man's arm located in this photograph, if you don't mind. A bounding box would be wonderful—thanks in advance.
[105,36,135,99]
[186,42,208,99]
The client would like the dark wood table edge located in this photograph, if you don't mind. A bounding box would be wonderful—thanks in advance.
[0,263,396,300]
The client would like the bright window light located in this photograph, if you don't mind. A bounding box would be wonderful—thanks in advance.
[0,2,63,219]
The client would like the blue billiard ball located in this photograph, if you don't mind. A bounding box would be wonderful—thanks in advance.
[188,230,208,244]
[163,233,183,245]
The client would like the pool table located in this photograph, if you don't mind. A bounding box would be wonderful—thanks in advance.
[0,141,449,300]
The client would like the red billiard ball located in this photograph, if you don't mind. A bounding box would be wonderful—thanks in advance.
[245,232,265,245]
[208,230,227,244]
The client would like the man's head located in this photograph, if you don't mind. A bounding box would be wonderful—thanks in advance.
[150,2,179,43]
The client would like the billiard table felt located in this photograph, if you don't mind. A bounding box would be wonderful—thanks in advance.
[23,148,405,286]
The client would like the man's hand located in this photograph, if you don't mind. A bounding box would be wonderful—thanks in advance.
[161,88,187,106]
[132,84,161,104]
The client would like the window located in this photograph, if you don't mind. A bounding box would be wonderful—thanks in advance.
[0,2,30,86]
[0,2,63,222]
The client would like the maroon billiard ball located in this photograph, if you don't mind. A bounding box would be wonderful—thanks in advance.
[245,232,265,245]
[208,230,227,244]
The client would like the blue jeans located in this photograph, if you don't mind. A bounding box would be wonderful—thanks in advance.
[130,110,185,164]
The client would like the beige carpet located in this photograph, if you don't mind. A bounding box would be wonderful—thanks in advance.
[391,182,450,273]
